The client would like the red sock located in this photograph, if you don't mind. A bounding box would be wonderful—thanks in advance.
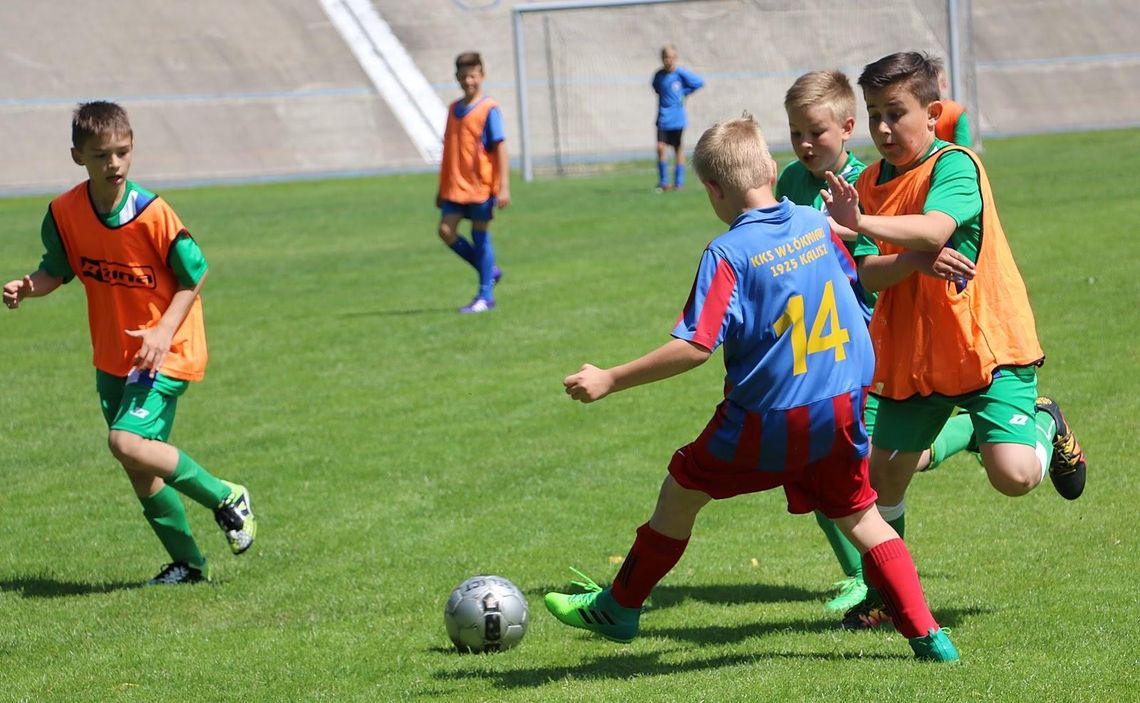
[610,523,689,608]
[862,538,939,638]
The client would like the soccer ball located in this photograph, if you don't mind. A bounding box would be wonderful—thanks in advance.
[444,575,529,653]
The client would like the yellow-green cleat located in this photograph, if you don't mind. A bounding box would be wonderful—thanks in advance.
[544,569,640,643]
[214,481,256,555]
[825,575,870,612]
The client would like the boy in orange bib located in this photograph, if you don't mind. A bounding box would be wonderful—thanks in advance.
[822,51,1087,626]
[3,102,257,585]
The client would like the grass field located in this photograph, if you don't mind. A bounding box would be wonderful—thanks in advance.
[1,129,1137,702]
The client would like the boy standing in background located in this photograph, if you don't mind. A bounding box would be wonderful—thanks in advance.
[437,51,509,314]
[651,45,704,192]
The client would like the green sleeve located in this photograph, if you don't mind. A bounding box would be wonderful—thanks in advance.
[168,234,209,287]
[954,112,973,148]
[851,233,880,259]
[38,209,74,282]
[926,149,982,262]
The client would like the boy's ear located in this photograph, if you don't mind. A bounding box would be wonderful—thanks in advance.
[702,178,723,200]
[841,115,856,140]
[70,147,84,166]
[928,100,944,126]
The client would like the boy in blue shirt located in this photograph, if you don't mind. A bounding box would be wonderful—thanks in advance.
[544,115,958,662]
[651,45,704,191]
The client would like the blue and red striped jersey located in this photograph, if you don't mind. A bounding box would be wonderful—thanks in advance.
[672,199,874,414]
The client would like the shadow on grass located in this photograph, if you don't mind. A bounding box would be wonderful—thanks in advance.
[336,307,457,318]
[0,576,142,598]
[524,581,825,610]
[434,646,906,691]
[429,604,992,690]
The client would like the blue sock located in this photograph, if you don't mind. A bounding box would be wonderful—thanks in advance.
[675,163,685,188]
[472,229,496,300]
[657,161,668,187]
[450,236,478,269]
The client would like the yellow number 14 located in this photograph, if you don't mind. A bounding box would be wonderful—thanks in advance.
[772,280,851,375]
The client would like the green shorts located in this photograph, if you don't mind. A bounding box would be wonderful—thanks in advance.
[96,369,189,442]
[872,366,1038,452]
[863,393,879,439]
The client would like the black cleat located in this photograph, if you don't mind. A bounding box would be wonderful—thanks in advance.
[1035,396,1087,500]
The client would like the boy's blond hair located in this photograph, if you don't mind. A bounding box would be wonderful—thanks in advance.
[72,101,132,150]
[784,70,855,124]
[692,115,773,192]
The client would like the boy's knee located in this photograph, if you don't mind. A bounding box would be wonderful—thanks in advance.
[437,222,458,245]
[108,429,144,465]
[987,465,1038,496]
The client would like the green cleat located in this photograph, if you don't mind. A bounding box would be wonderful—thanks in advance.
[825,575,869,612]
[544,569,640,643]
[214,481,256,555]
[909,627,960,662]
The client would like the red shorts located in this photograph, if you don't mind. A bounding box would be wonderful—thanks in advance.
[667,401,877,519]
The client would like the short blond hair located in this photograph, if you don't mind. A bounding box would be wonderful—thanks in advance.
[784,70,855,124]
[691,115,773,192]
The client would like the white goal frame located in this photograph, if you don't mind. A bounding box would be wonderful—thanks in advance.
[511,0,976,181]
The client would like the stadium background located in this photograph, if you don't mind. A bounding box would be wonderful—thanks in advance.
[1,0,1137,194]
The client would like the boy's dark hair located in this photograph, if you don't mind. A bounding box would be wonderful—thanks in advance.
[72,101,132,149]
[455,51,483,73]
[858,51,940,106]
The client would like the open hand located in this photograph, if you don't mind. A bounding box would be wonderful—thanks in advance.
[820,172,860,232]
[125,326,174,378]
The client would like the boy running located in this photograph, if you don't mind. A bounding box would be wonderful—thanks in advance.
[3,101,256,585]
[777,70,975,615]
[823,51,1087,623]
[544,115,958,662]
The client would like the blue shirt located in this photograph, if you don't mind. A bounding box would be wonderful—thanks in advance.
[672,199,874,413]
[453,99,505,150]
[652,67,704,130]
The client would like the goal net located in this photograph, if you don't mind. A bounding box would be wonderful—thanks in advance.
[512,0,977,179]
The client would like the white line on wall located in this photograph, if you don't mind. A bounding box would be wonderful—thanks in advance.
[320,0,447,162]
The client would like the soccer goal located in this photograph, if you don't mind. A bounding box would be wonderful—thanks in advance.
[511,0,979,181]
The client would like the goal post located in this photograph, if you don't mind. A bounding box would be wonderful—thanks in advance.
[512,0,978,182]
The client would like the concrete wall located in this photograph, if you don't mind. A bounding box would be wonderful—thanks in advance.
[2,0,1137,193]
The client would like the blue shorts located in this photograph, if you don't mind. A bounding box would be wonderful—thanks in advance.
[441,197,496,222]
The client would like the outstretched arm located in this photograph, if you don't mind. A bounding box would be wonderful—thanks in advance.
[125,271,207,377]
[563,338,711,403]
[859,247,976,292]
[822,171,956,252]
[3,269,63,309]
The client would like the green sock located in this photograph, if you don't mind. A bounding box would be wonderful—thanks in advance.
[814,511,863,579]
[928,414,975,470]
[165,449,231,509]
[887,514,905,539]
[1034,409,1058,480]
[140,486,206,569]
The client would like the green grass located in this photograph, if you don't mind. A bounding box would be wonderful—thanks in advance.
[1,129,1137,702]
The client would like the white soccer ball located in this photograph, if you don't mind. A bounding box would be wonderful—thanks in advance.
[444,574,529,653]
